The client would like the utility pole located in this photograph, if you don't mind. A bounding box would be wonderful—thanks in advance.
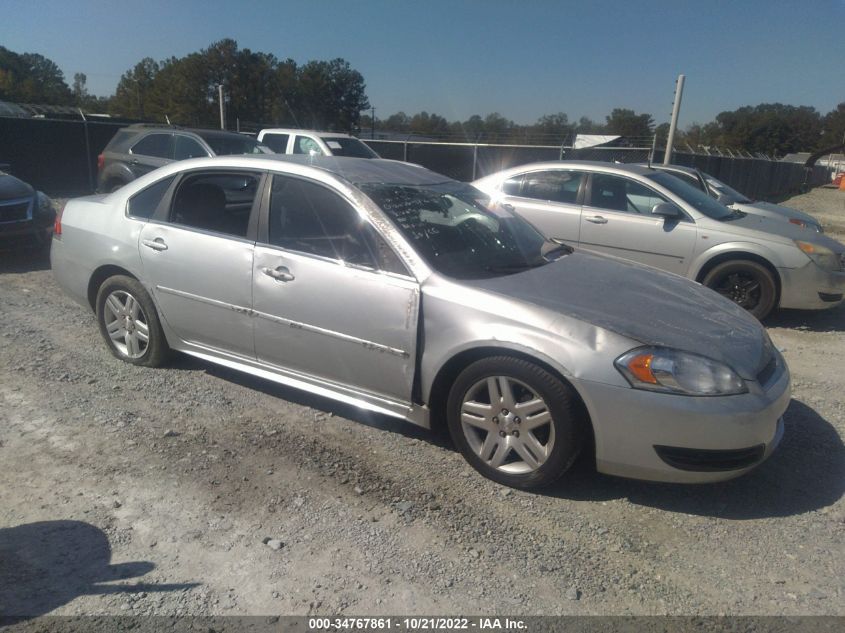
[218,84,225,130]
[664,74,685,165]
[371,106,376,140]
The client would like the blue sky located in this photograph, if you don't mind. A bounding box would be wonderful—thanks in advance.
[2,0,843,127]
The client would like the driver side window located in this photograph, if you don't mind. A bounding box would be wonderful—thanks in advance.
[268,175,407,275]
[590,174,668,215]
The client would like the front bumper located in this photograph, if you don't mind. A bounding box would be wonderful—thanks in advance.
[577,358,790,483]
[0,217,53,247]
[778,260,845,309]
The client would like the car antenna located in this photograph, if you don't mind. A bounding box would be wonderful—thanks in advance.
[165,115,171,125]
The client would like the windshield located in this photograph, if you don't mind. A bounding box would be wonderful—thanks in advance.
[361,182,563,279]
[199,134,272,156]
[646,172,734,220]
[705,176,752,203]
[323,137,379,158]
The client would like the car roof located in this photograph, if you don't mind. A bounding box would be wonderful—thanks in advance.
[259,128,355,139]
[645,163,699,175]
[480,160,664,180]
[188,128,258,140]
[264,155,451,185]
[122,124,251,140]
[149,155,452,187]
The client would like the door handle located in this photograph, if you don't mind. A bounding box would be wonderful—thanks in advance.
[141,238,168,251]
[585,215,608,224]
[501,203,515,211]
[262,266,295,282]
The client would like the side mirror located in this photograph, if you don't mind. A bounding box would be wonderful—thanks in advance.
[651,202,682,218]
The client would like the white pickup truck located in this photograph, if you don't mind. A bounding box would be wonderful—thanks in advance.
[257,128,379,158]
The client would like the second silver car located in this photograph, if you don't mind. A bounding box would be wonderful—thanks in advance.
[474,161,845,319]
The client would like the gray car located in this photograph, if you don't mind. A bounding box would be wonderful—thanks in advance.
[474,161,845,319]
[52,156,789,489]
[648,163,823,232]
[97,124,272,193]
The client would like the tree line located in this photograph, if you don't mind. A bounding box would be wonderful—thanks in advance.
[2,42,844,157]
[359,109,656,145]
[1,41,369,131]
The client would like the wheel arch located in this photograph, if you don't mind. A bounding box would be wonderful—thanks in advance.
[98,163,134,192]
[87,265,140,311]
[694,250,782,305]
[426,346,595,454]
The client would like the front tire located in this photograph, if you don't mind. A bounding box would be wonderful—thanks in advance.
[446,356,584,489]
[702,260,777,320]
[96,275,169,367]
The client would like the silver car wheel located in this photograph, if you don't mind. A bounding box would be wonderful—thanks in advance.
[460,376,555,474]
[102,290,150,359]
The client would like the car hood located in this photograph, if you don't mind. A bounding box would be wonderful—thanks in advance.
[718,212,843,251]
[0,173,35,201]
[466,251,769,379]
[731,200,820,228]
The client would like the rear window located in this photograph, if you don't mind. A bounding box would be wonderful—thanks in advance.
[322,137,379,158]
[127,176,176,219]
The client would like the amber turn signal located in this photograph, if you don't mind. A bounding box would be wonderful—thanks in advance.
[626,352,658,384]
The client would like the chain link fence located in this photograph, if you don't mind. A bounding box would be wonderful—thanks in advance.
[367,139,828,198]
[0,114,830,199]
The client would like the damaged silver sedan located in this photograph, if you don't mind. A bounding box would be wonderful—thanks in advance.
[52,156,790,489]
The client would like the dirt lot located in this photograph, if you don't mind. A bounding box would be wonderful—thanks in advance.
[1,188,843,618]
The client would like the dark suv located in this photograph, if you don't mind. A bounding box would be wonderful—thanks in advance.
[97,124,272,192]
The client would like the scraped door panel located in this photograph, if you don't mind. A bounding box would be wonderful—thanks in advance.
[253,247,418,401]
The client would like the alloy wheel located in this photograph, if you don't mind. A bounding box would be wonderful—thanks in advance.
[459,376,555,474]
[713,271,762,310]
[102,290,150,359]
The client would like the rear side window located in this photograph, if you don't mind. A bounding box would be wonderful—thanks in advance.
[169,171,261,238]
[104,129,134,151]
[520,171,583,204]
[127,176,175,219]
[131,133,173,159]
[501,175,523,196]
[261,133,290,153]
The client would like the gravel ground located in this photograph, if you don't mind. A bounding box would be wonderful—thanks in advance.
[0,188,843,618]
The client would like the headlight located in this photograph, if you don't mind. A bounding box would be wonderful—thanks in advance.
[615,347,747,396]
[36,191,54,216]
[795,240,841,271]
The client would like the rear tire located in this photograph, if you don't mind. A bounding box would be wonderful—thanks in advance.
[96,275,169,367]
[702,260,777,320]
[446,356,584,489]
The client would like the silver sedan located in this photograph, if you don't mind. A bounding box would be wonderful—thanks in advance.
[648,163,824,232]
[52,156,790,489]
[474,161,845,320]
